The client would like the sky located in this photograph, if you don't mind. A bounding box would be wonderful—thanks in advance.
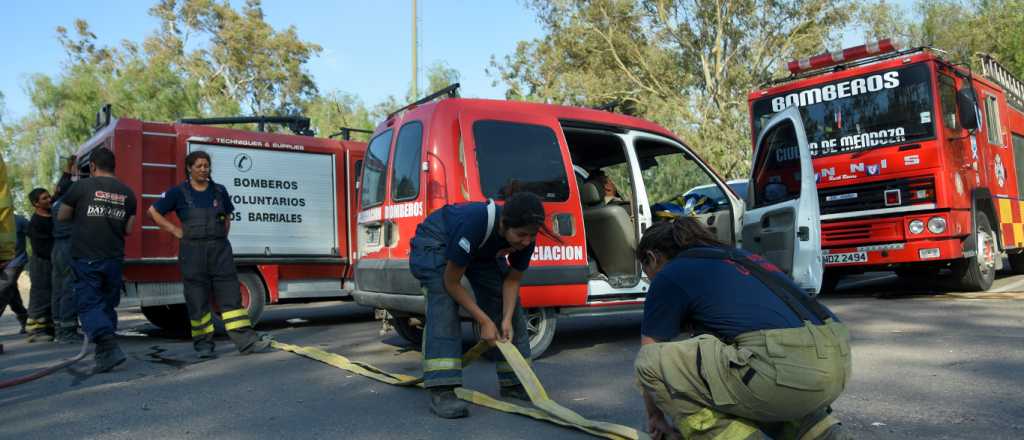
[0,0,918,123]
[0,0,544,121]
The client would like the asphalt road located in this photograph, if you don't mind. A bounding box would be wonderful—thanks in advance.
[1,272,1023,440]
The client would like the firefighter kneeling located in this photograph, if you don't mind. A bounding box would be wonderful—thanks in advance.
[634,218,852,440]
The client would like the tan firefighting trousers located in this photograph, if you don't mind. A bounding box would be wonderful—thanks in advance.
[635,320,852,439]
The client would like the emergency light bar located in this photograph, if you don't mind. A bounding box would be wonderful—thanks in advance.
[786,39,902,75]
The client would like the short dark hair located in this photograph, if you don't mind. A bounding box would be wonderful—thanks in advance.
[89,148,116,172]
[637,216,724,264]
[28,188,49,204]
[502,192,546,229]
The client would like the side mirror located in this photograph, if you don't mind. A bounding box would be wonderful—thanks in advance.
[639,156,659,170]
[957,88,980,131]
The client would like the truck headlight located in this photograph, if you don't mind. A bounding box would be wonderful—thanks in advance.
[909,219,925,234]
[927,216,947,234]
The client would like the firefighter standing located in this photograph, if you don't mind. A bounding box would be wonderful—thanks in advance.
[0,215,30,334]
[25,188,55,342]
[634,218,852,440]
[147,150,271,358]
[58,148,137,373]
[51,167,83,344]
[408,192,547,419]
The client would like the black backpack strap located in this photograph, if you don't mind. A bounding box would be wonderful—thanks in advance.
[679,247,832,323]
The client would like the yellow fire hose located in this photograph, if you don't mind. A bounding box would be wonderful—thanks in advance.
[271,340,639,440]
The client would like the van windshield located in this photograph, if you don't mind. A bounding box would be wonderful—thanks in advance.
[751,63,935,157]
[473,120,569,201]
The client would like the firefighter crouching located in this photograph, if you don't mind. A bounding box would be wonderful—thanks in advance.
[634,218,852,440]
[147,150,271,358]
[408,192,550,419]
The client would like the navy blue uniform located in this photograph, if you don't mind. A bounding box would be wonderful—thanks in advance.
[642,247,837,341]
[153,182,235,217]
[409,201,534,389]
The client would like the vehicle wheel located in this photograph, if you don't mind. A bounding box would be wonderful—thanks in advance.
[470,307,558,360]
[237,271,267,326]
[1007,251,1024,274]
[525,308,557,359]
[390,314,424,347]
[141,304,189,335]
[951,211,997,291]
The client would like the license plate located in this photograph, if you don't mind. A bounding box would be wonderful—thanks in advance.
[365,227,381,245]
[823,252,867,265]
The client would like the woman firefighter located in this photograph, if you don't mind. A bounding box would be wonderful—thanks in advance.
[148,150,272,358]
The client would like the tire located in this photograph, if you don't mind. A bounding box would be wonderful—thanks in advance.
[237,271,267,325]
[470,307,558,360]
[141,304,189,336]
[951,211,997,291]
[390,314,424,347]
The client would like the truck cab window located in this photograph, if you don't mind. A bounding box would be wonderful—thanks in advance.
[939,75,959,131]
[984,94,1003,145]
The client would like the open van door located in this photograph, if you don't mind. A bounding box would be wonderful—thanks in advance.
[742,107,823,294]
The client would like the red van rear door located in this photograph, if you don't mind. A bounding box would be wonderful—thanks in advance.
[457,109,590,305]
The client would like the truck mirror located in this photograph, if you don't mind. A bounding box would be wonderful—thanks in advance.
[957,88,980,131]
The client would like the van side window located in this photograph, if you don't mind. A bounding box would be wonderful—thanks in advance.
[361,130,394,208]
[984,94,1003,145]
[473,120,569,201]
[391,122,424,202]
[939,75,958,130]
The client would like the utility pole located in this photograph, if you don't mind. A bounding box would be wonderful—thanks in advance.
[411,0,418,99]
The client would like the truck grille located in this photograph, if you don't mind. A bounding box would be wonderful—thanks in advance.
[819,177,935,215]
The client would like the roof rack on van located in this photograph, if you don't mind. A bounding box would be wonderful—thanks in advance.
[386,83,461,121]
[328,127,375,141]
[177,115,315,136]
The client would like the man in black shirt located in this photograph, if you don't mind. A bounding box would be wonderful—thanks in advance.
[25,188,55,342]
[59,148,138,373]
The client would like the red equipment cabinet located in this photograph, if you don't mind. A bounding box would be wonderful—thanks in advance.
[72,113,366,329]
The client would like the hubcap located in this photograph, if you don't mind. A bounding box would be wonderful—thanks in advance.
[526,309,545,344]
[978,230,996,273]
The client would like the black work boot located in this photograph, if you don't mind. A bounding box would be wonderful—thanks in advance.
[17,315,28,334]
[499,384,530,401]
[429,386,469,419]
[195,340,217,359]
[92,335,127,374]
[238,332,274,355]
[55,326,84,345]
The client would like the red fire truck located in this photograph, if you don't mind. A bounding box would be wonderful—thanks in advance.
[72,109,367,331]
[749,40,1024,291]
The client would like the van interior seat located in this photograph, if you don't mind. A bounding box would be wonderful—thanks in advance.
[581,182,637,278]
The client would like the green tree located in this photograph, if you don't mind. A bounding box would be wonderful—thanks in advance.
[149,0,323,116]
[490,0,860,178]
